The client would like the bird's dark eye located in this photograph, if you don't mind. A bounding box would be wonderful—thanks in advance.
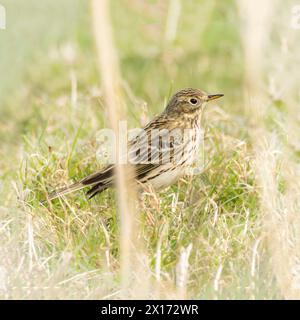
[189,98,198,105]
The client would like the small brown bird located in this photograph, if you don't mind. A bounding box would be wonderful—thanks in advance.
[48,88,223,200]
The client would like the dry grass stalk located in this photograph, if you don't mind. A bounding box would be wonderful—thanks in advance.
[240,0,300,298]
[91,0,147,298]
[175,243,192,299]
[164,0,181,44]
[238,0,273,121]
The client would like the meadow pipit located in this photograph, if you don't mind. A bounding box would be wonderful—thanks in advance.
[48,88,223,200]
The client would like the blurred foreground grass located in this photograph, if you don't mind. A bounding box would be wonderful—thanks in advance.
[1,0,299,299]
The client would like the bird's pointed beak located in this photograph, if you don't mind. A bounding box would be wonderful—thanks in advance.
[206,93,224,101]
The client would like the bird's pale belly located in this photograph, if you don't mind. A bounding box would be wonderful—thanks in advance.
[144,135,201,189]
[146,165,185,189]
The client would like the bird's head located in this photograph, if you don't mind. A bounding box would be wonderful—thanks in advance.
[165,88,223,115]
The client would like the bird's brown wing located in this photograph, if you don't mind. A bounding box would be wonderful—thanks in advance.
[85,117,169,198]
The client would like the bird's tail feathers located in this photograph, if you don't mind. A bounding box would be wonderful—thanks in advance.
[46,166,115,202]
[47,181,87,201]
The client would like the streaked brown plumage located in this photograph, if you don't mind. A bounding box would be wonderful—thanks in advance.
[48,88,223,200]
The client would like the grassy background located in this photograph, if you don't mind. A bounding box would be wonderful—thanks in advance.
[0,0,299,299]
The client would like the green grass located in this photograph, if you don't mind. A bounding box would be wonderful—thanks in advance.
[1,0,297,299]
